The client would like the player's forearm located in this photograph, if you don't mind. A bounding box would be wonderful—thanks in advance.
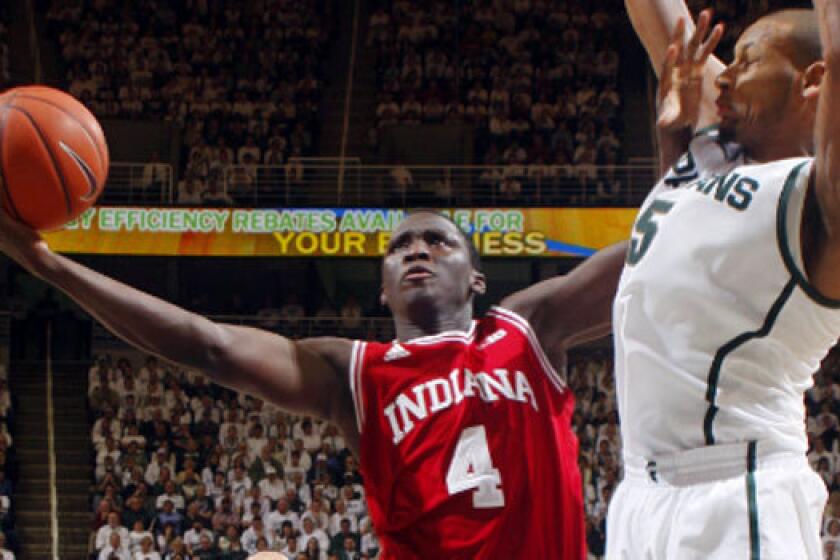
[625,0,692,75]
[27,246,227,373]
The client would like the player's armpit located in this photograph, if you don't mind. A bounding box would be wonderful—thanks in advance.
[500,241,628,353]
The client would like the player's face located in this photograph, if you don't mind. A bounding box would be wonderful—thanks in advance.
[381,213,485,318]
[714,19,800,147]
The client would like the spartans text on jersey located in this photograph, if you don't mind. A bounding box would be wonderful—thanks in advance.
[384,368,539,445]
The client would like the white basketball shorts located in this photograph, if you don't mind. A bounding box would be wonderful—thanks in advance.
[606,441,827,560]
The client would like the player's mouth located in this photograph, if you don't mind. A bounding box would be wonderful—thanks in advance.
[716,99,738,119]
[402,265,435,282]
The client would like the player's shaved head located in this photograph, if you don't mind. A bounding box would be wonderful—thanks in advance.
[759,9,822,69]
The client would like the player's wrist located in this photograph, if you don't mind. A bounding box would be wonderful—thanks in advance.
[21,239,58,280]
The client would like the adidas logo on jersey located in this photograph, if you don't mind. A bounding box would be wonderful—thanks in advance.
[384,343,411,362]
[478,329,507,350]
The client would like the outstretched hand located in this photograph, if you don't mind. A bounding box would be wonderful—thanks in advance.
[657,9,724,133]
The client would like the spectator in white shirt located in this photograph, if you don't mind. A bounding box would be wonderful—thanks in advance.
[96,512,130,552]
[266,498,301,535]
[98,531,131,560]
[127,520,152,554]
[229,465,252,506]
[132,536,160,560]
[183,520,213,551]
[246,424,268,464]
[299,517,329,553]
[303,500,329,531]
[329,499,358,534]
[155,481,185,512]
[240,517,273,555]
[258,466,285,502]
[144,449,173,486]
[242,485,271,519]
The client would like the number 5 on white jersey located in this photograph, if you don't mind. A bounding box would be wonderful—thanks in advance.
[446,425,505,508]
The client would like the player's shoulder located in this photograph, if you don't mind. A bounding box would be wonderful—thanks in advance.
[296,337,356,370]
[482,303,540,344]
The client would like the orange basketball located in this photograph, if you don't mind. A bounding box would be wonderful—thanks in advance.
[0,85,109,231]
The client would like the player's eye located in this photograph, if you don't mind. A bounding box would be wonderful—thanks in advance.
[388,236,410,252]
[425,232,448,246]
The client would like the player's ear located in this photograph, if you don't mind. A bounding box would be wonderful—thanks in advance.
[470,270,487,296]
[801,61,825,103]
[380,288,388,308]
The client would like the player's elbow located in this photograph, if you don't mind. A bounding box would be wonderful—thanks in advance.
[194,319,234,379]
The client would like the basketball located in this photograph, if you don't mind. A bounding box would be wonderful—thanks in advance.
[0,85,108,231]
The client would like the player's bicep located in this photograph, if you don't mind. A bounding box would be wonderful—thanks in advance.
[209,325,351,421]
[501,242,628,349]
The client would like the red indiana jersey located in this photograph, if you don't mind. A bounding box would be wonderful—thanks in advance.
[348,306,585,559]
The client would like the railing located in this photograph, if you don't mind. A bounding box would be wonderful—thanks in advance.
[96,161,657,208]
[99,162,175,205]
[93,316,396,347]
[220,163,658,208]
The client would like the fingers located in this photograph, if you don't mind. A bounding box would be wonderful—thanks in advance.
[687,10,710,57]
[699,23,725,62]
[658,43,678,96]
[686,9,722,63]
[669,18,686,64]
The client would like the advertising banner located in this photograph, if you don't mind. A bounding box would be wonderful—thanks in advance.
[43,207,636,258]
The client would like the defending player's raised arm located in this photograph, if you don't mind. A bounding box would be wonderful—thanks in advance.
[626,0,725,131]
[810,0,840,300]
[656,13,724,174]
[500,241,628,352]
[0,212,355,428]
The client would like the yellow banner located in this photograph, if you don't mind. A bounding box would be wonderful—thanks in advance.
[43,207,636,258]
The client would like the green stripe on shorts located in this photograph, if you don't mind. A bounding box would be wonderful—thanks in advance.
[746,441,760,560]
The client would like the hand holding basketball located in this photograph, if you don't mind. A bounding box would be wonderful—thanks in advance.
[0,85,109,231]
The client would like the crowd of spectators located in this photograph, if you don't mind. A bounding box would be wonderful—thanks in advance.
[805,347,840,560]
[369,0,625,203]
[88,353,378,560]
[46,0,334,206]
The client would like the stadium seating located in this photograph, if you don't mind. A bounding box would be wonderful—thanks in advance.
[45,0,334,206]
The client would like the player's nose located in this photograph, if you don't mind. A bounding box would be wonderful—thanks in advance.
[715,67,733,91]
[404,238,432,262]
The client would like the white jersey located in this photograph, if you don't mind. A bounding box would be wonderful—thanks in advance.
[614,127,840,464]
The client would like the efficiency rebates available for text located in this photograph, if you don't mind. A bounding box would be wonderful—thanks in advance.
[60,207,558,257]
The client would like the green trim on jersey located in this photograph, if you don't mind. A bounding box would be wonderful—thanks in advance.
[746,441,760,560]
[693,124,719,138]
[703,279,796,445]
[777,161,840,309]
[691,123,743,162]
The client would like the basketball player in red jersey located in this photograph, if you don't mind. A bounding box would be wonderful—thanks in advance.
[0,209,625,559]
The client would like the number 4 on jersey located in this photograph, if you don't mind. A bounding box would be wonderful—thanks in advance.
[446,425,505,508]
[626,199,675,265]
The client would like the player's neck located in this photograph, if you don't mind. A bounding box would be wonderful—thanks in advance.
[743,126,813,162]
[393,305,473,342]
